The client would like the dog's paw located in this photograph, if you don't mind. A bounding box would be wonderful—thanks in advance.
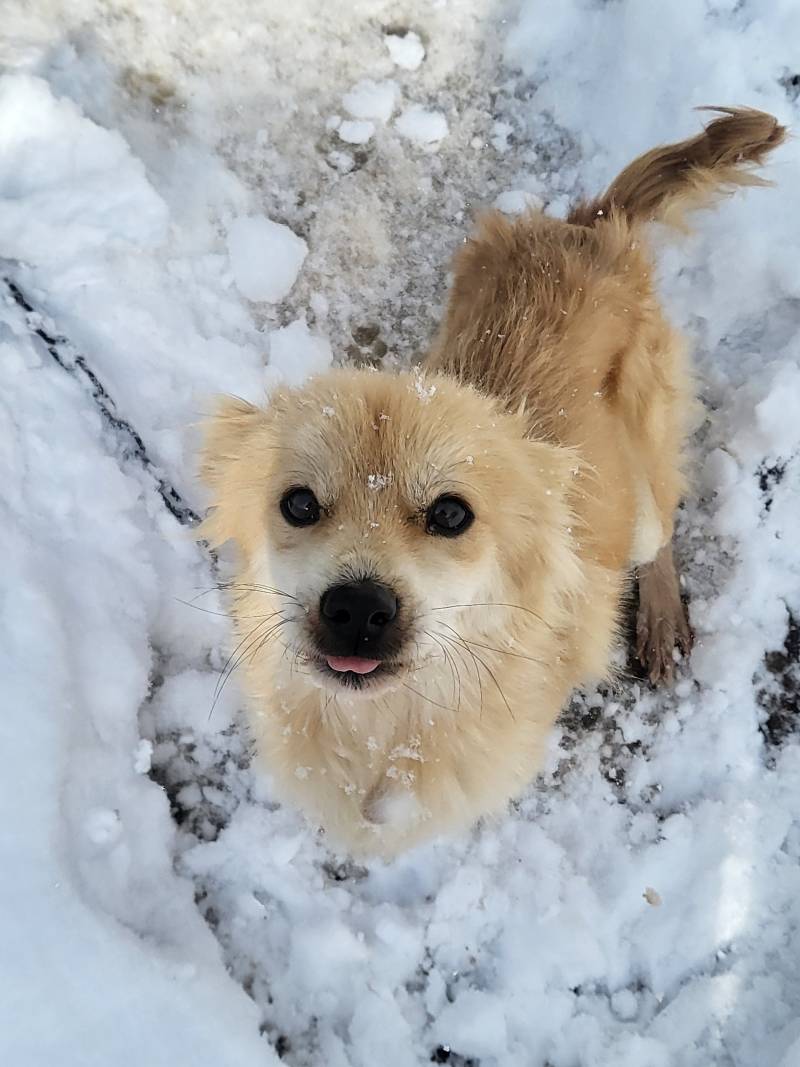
[635,589,693,685]
[635,542,694,686]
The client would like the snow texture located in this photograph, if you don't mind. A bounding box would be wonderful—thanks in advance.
[1,2,800,1066]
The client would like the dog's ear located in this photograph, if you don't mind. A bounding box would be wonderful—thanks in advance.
[198,396,267,548]
[200,396,263,490]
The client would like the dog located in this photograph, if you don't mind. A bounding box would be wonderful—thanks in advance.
[201,108,784,856]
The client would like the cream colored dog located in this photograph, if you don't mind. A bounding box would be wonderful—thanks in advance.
[201,109,784,855]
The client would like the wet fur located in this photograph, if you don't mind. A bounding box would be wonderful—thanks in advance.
[201,108,784,855]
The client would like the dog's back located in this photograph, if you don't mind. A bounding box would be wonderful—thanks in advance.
[427,107,785,569]
[427,108,784,682]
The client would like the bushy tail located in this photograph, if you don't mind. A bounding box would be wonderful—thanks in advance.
[568,107,786,229]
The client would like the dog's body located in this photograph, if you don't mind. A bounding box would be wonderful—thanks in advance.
[202,109,784,855]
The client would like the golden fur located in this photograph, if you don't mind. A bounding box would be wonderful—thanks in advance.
[201,108,784,856]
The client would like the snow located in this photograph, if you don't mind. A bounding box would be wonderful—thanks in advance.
[2,1,800,1066]
[342,78,399,123]
[0,264,275,1067]
[269,318,333,386]
[226,214,308,303]
[0,74,167,263]
[433,990,509,1060]
[338,119,375,145]
[395,104,449,146]
[494,188,544,214]
[385,31,426,71]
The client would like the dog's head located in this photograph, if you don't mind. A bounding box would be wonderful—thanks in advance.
[201,369,581,696]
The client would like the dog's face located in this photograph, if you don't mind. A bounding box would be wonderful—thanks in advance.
[202,370,578,696]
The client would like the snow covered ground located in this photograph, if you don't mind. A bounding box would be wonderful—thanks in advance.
[2,2,799,1064]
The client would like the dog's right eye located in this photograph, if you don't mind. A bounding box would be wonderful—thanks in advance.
[280,487,321,527]
[426,494,474,537]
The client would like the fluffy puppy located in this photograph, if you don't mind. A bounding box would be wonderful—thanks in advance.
[201,108,784,856]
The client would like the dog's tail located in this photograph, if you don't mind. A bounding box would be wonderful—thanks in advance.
[568,107,786,230]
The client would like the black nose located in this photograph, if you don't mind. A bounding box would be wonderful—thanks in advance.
[319,580,398,650]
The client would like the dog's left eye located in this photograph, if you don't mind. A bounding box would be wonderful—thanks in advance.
[280,486,321,527]
[426,495,474,537]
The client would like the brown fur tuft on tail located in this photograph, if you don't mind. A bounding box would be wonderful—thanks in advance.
[568,107,786,229]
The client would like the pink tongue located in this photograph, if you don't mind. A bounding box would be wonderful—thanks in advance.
[326,656,381,675]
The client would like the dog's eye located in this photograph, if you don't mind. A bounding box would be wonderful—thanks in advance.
[426,495,474,537]
[280,486,321,527]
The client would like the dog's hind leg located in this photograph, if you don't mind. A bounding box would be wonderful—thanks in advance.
[636,541,693,684]
[622,327,697,686]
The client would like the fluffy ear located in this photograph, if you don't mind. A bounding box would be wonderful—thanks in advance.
[200,396,263,490]
[198,395,266,547]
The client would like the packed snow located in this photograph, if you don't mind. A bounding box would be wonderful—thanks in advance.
[342,78,400,123]
[227,215,308,304]
[494,188,545,215]
[385,31,426,73]
[1,2,799,1066]
[338,119,376,145]
[395,104,449,147]
[269,318,333,386]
